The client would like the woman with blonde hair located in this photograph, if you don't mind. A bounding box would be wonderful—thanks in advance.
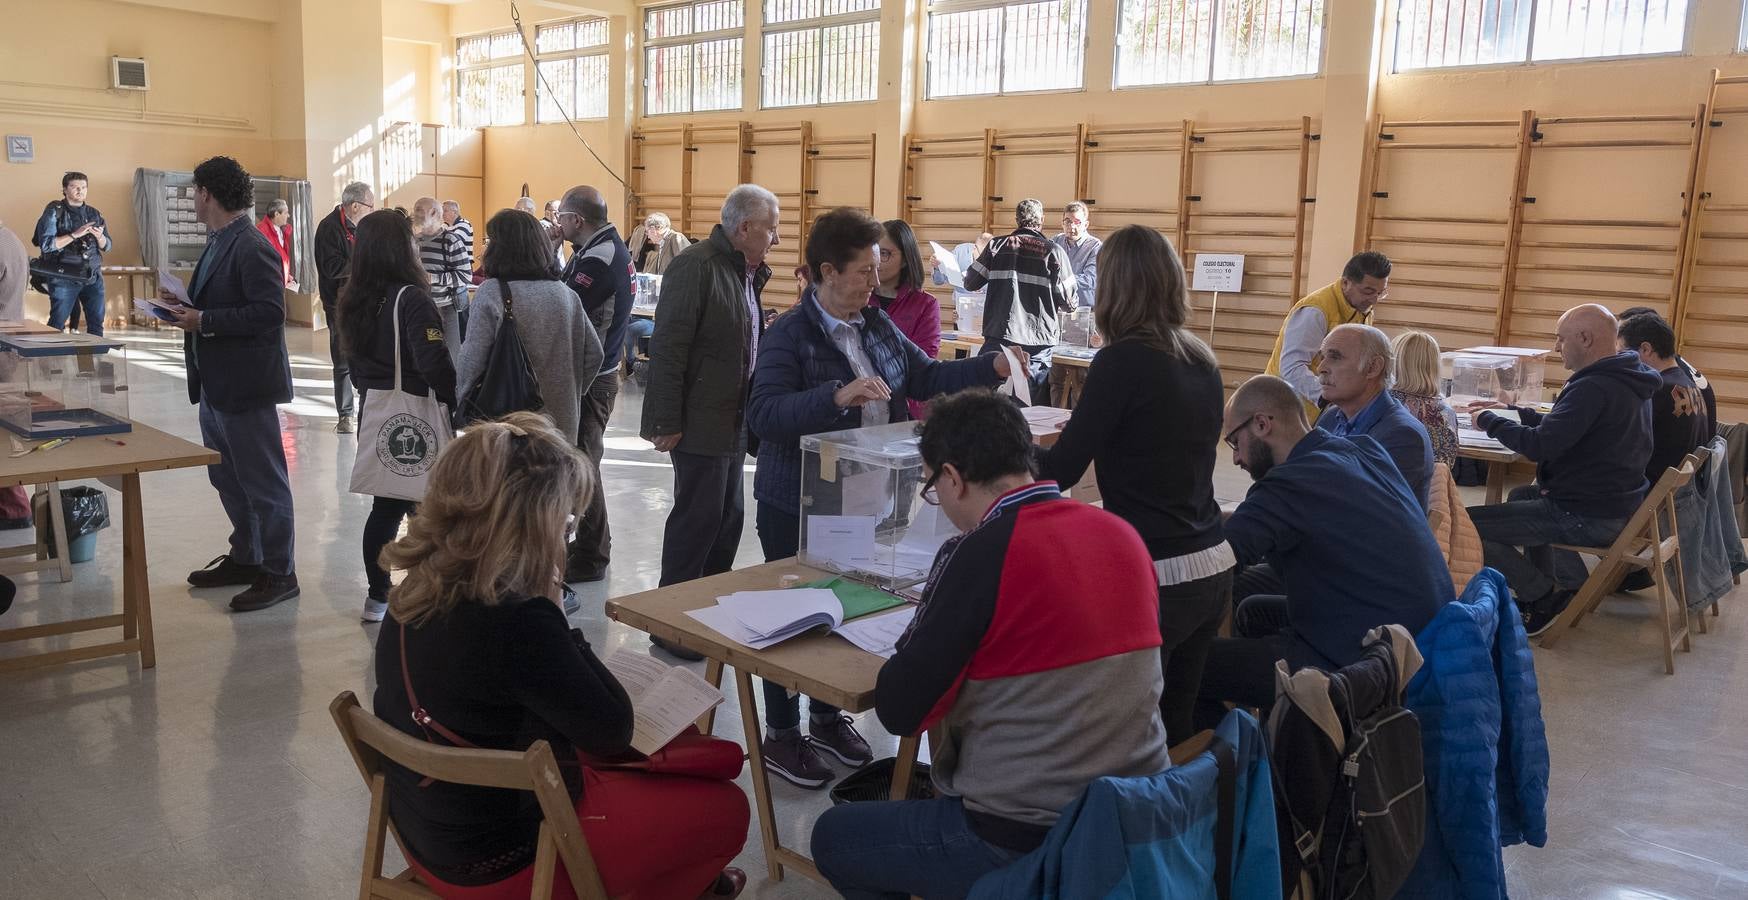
[372,413,749,900]
[1389,330,1458,466]
[1036,224,1232,745]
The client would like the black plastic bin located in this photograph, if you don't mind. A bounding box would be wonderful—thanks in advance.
[829,757,935,806]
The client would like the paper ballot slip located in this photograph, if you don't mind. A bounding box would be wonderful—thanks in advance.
[929,241,966,290]
[602,649,724,756]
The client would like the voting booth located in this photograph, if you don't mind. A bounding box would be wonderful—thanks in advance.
[798,421,957,592]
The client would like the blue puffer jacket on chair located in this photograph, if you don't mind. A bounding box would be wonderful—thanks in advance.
[1399,567,1550,899]
[968,710,1281,900]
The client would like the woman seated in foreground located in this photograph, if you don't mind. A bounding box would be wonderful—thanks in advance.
[371,413,748,899]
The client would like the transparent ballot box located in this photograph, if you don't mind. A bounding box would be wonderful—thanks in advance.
[1441,347,1548,408]
[798,421,957,592]
[0,333,131,439]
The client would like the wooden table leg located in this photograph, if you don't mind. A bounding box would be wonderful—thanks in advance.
[734,667,784,881]
[46,482,72,583]
[121,474,155,668]
[889,733,922,801]
[697,658,724,734]
[1485,460,1507,505]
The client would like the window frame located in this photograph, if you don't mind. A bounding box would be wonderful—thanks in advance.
[455,28,528,128]
[642,0,748,116]
[923,0,1093,101]
[1110,0,1329,90]
[535,15,612,123]
[759,2,882,110]
[1389,0,1695,73]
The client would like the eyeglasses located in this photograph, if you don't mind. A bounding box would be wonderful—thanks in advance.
[919,470,942,506]
[1224,413,1264,450]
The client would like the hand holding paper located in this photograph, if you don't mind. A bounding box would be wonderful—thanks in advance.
[156,267,191,307]
[929,241,966,290]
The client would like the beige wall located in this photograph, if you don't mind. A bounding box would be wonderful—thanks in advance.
[0,0,278,268]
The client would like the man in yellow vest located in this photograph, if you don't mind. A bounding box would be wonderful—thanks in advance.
[1265,251,1392,420]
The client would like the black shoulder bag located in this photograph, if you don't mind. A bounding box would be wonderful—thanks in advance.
[454,279,545,428]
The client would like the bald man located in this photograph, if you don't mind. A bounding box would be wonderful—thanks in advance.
[1466,303,1660,636]
[555,185,635,582]
[1195,375,1452,727]
[1317,323,1433,508]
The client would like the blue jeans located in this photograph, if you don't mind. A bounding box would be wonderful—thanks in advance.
[755,500,840,730]
[813,797,1023,900]
[1468,485,1629,607]
[198,400,296,576]
[625,317,653,362]
[47,277,105,336]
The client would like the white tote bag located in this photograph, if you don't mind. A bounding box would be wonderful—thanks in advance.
[349,286,452,502]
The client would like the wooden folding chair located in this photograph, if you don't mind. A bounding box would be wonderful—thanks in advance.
[329,692,610,900]
[1539,453,1699,674]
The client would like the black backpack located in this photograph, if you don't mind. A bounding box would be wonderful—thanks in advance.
[453,279,545,428]
[1269,636,1426,900]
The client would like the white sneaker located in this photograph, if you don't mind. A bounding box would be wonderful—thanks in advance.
[362,597,388,623]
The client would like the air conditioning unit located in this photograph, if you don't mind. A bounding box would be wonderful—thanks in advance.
[111,57,149,91]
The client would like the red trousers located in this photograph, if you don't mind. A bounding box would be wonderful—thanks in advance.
[407,766,750,900]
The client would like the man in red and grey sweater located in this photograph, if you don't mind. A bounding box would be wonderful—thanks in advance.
[811,389,1169,899]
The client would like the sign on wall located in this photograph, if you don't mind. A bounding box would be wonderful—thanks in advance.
[1192,253,1245,293]
[5,135,32,164]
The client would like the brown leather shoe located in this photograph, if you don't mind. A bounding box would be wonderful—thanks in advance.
[699,868,746,899]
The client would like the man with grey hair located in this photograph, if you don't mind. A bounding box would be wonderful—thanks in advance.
[1315,322,1433,509]
[1052,200,1102,305]
[314,180,376,433]
[555,184,635,582]
[965,198,1077,400]
[413,197,470,357]
[642,183,779,657]
[441,199,474,260]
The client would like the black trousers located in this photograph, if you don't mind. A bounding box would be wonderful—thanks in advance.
[1157,569,1234,746]
[755,500,840,730]
[1232,562,1284,606]
[363,497,416,599]
[658,449,746,587]
[322,299,354,417]
[568,372,620,574]
[1192,594,1326,731]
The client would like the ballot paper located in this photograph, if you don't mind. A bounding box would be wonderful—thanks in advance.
[807,515,878,570]
[1458,428,1508,451]
[841,468,893,518]
[998,345,1032,406]
[133,299,178,322]
[602,649,724,755]
[157,266,192,306]
[929,241,966,290]
[834,606,918,658]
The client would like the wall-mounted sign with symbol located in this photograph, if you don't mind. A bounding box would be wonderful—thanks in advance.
[5,135,33,164]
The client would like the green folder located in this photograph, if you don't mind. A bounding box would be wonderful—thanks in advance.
[800,577,908,621]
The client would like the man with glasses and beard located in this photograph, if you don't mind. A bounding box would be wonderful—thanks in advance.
[1193,375,1451,729]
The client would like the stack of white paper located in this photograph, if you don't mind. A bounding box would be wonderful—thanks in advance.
[686,588,844,650]
[833,606,917,659]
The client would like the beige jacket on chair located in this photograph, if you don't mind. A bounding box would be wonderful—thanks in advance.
[1427,462,1485,595]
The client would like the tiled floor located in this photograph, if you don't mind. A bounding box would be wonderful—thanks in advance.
[3,320,1747,899]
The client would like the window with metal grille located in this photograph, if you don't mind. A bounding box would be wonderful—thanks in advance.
[925,0,1089,98]
[645,0,746,115]
[762,0,881,108]
[1115,0,1324,87]
[457,30,527,127]
[1394,0,1689,69]
[536,16,612,122]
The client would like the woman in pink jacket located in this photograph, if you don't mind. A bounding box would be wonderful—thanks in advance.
[871,219,943,419]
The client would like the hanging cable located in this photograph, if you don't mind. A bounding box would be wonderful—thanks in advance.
[507,0,631,191]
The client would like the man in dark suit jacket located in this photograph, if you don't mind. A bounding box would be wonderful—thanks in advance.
[314,180,375,434]
[164,156,299,613]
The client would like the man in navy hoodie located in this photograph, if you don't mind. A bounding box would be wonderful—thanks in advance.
[1467,304,1660,636]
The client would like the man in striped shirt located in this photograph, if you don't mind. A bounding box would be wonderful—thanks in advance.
[414,197,470,358]
[441,200,475,335]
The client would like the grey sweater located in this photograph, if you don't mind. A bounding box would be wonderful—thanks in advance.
[457,279,602,444]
